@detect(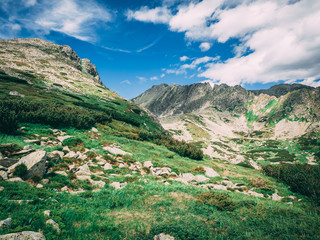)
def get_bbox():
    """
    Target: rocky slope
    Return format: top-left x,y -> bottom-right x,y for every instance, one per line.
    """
132,83 -> 320,166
